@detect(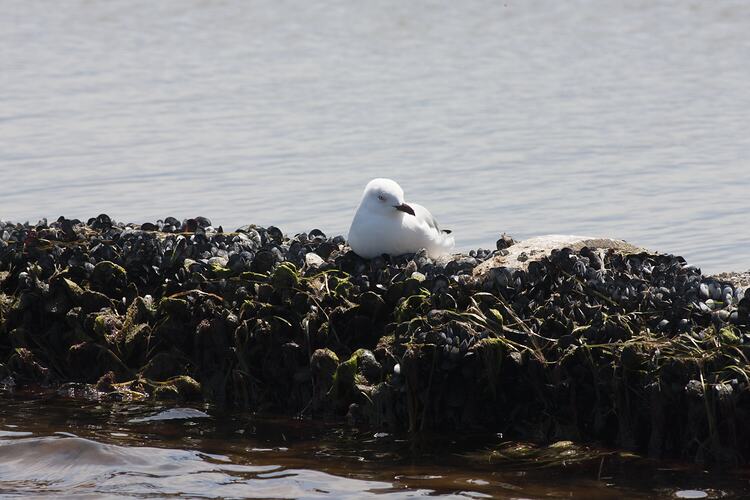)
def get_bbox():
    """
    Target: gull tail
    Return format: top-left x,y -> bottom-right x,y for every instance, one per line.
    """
435,230 -> 455,256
